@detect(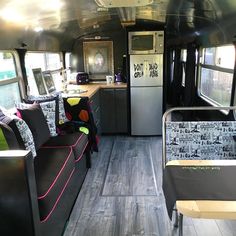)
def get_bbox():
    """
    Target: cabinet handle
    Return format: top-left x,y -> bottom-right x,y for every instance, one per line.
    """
115,89 -> 126,91
95,106 -> 100,113
103,89 -> 114,91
